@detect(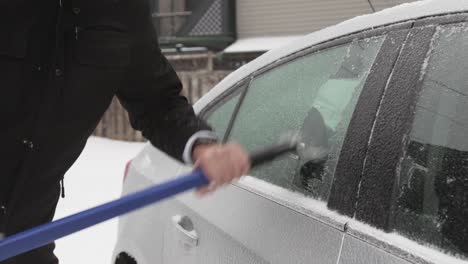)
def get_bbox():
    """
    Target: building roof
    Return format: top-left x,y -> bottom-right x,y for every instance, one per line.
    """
223,36 -> 302,53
